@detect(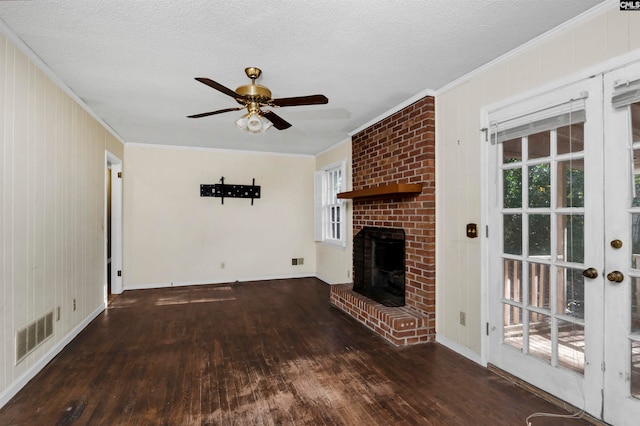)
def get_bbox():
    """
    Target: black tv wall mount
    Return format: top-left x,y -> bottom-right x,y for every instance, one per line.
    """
200,177 -> 260,205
